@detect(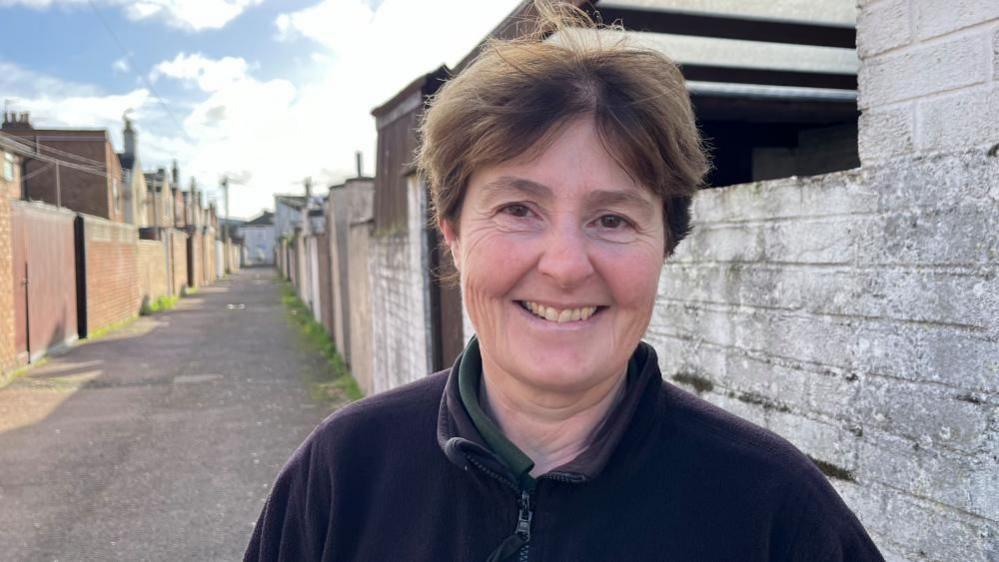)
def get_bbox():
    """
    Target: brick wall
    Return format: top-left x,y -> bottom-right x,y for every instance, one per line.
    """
348,219 -> 373,396
202,231 -> 216,285
0,157 -> 16,376
857,0 -> 999,162
83,215 -> 139,334
369,231 -> 431,393
651,3 -> 999,559
169,229 -> 187,295
189,231 -> 202,289
137,239 -> 168,307
651,150 -> 998,560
